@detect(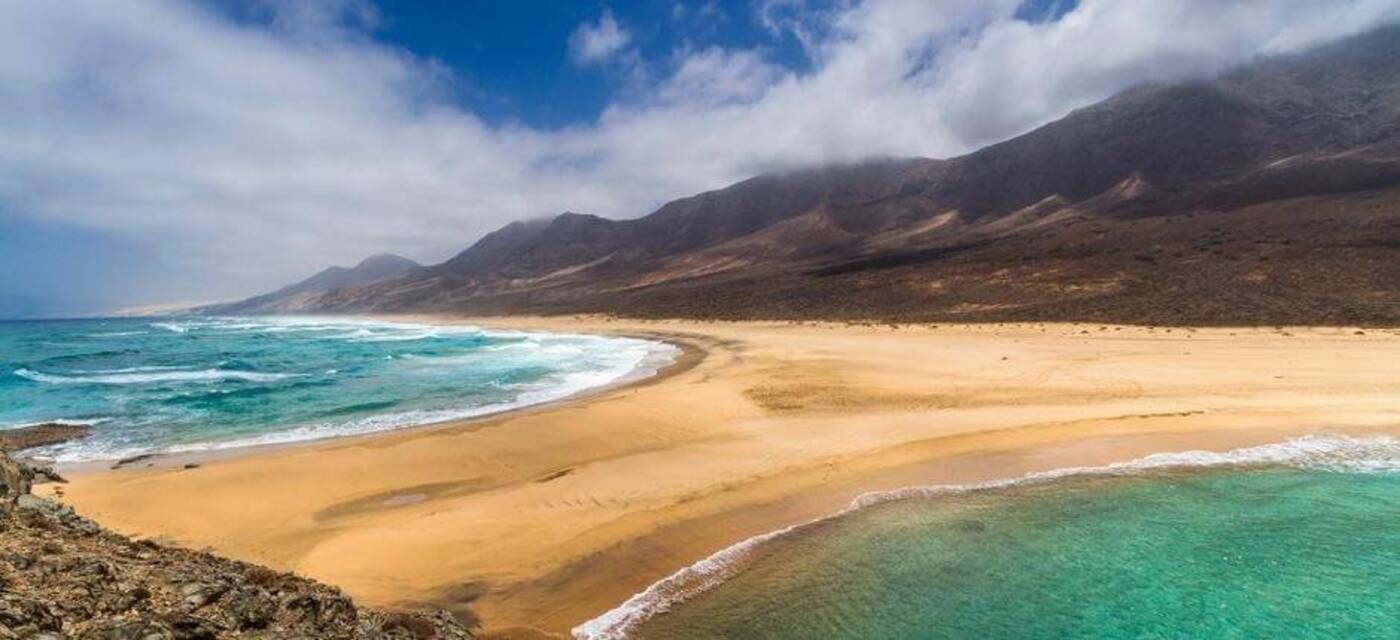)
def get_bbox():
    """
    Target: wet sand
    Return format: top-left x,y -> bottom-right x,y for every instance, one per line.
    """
49,318 -> 1400,638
